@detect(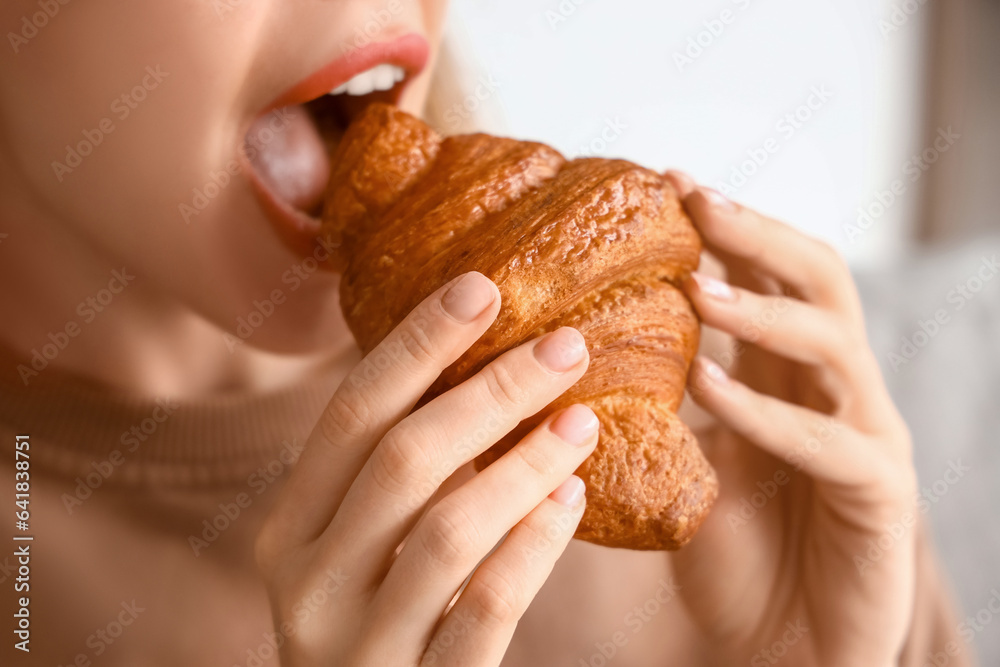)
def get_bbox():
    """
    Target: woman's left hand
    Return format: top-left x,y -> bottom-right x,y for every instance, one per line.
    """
663,172 -> 918,666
